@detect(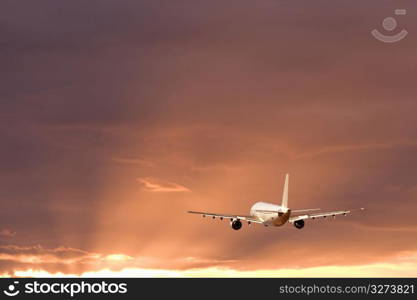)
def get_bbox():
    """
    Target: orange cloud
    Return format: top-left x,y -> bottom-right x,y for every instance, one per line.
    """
5,254 -> 417,278
0,229 -> 16,239
0,245 -> 99,264
137,177 -> 191,192
104,254 -> 134,261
